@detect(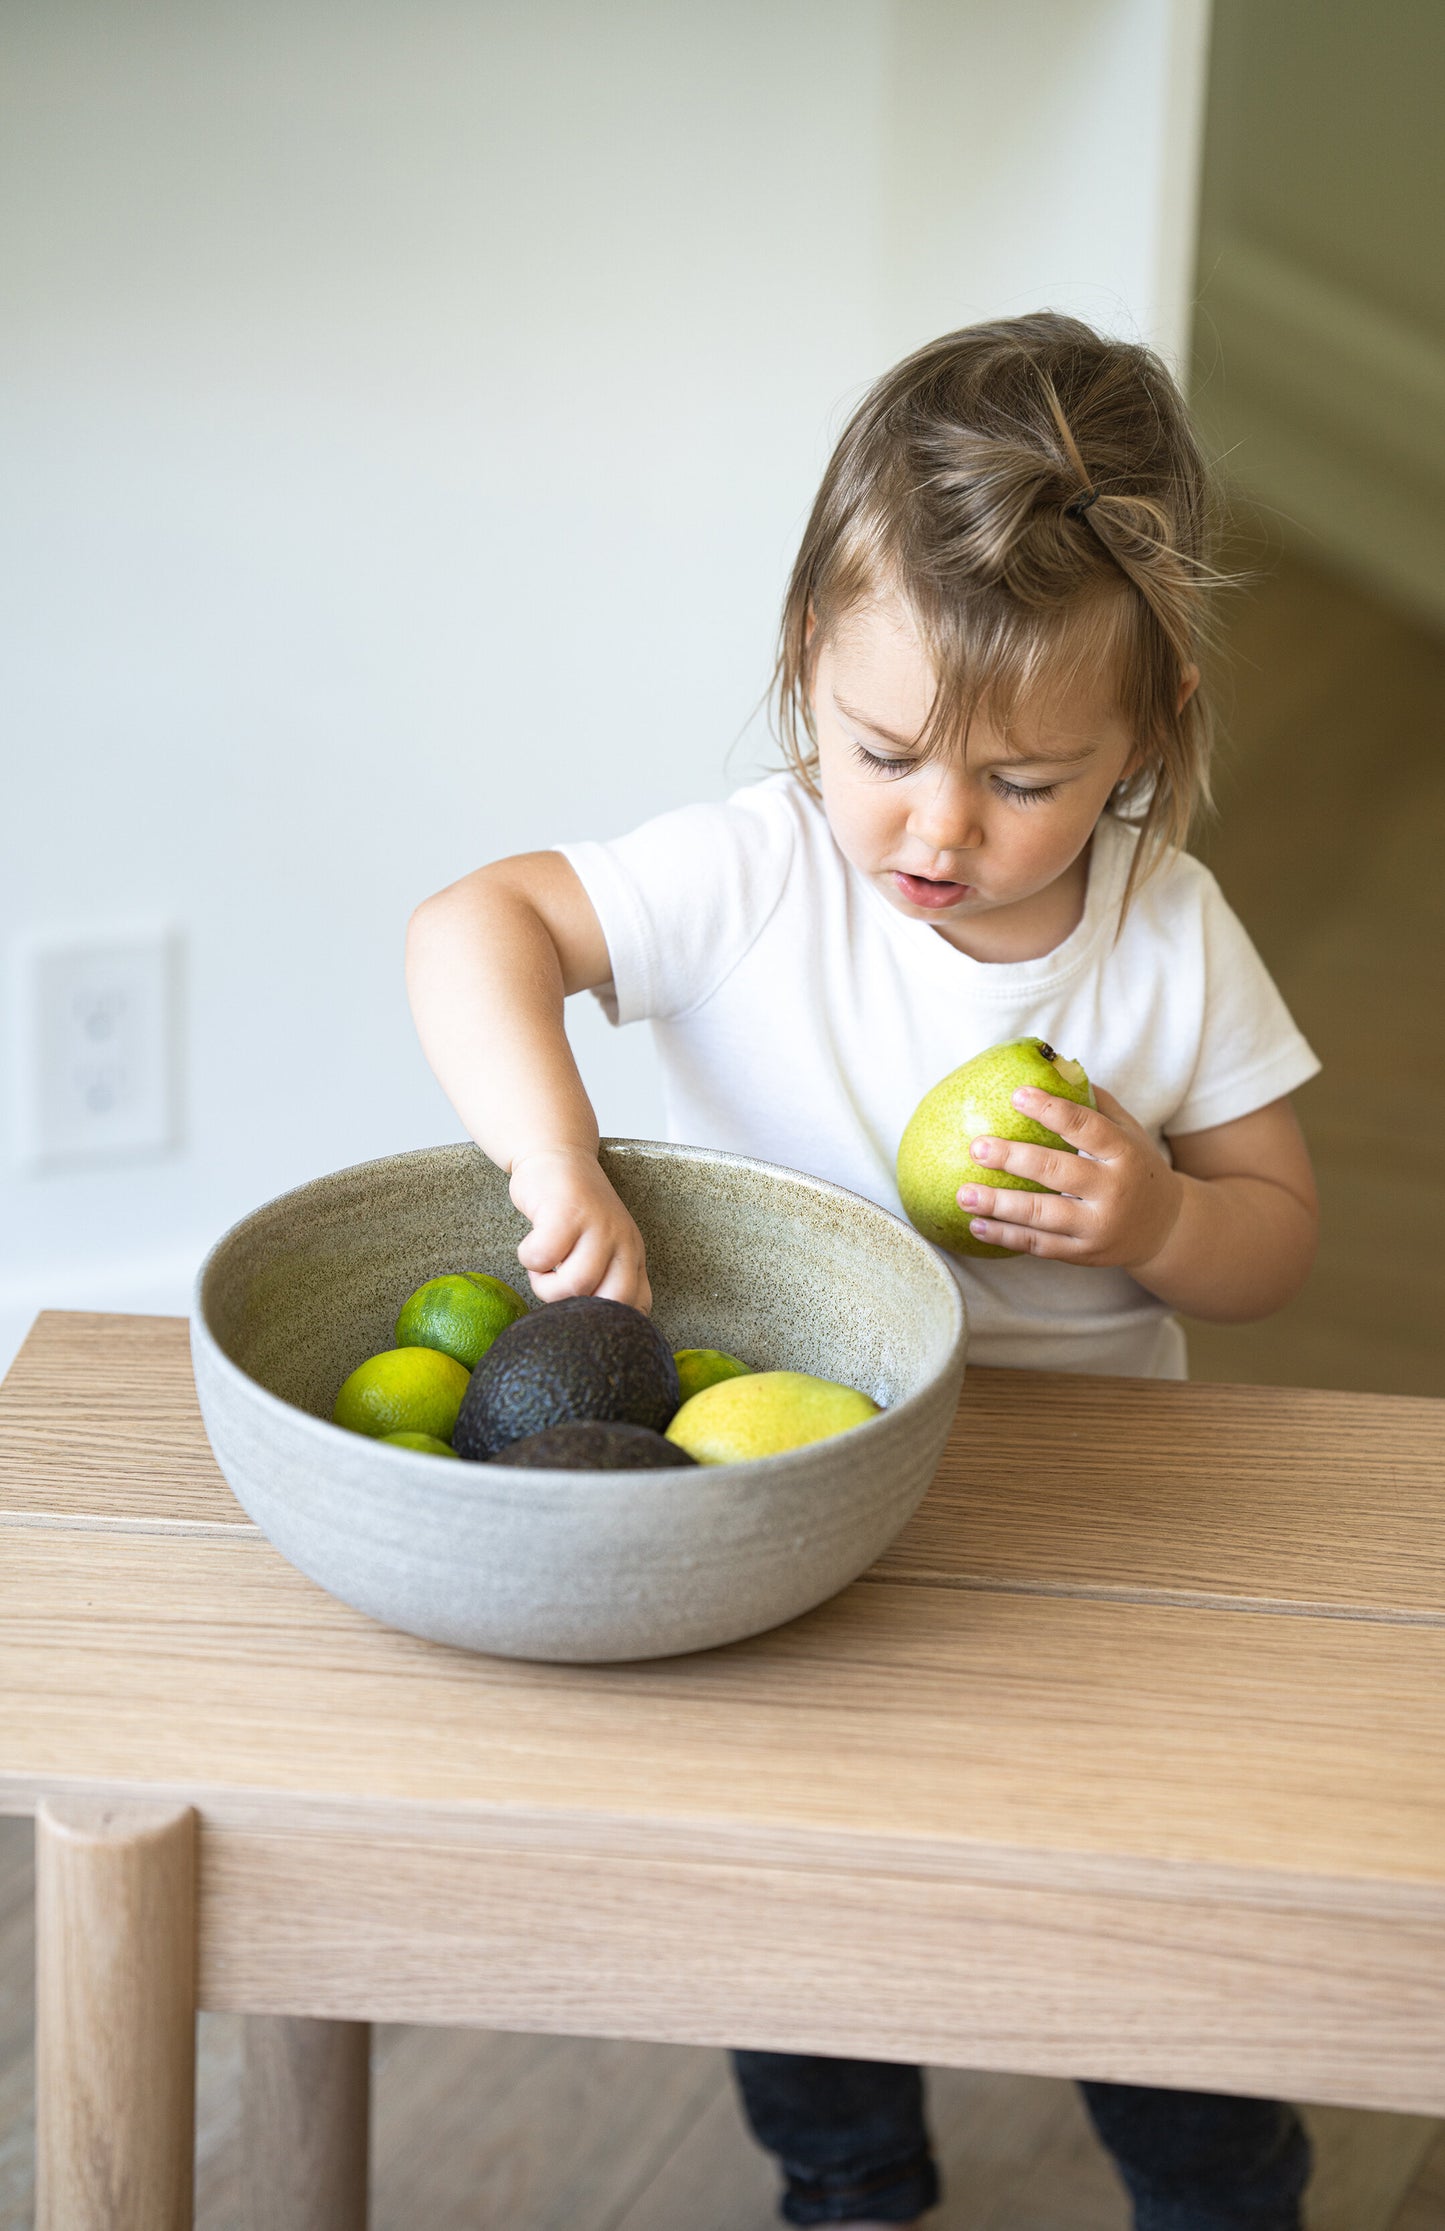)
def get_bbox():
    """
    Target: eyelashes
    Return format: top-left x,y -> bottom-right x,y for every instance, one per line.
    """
991,776 -> 1058,806
849,742 -> 1057,805
850,742 -> 914,778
